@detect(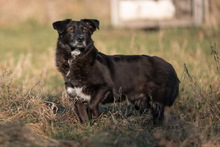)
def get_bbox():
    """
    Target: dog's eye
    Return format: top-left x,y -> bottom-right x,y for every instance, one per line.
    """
82,29 -> 87,33
68,28 -> 74,33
